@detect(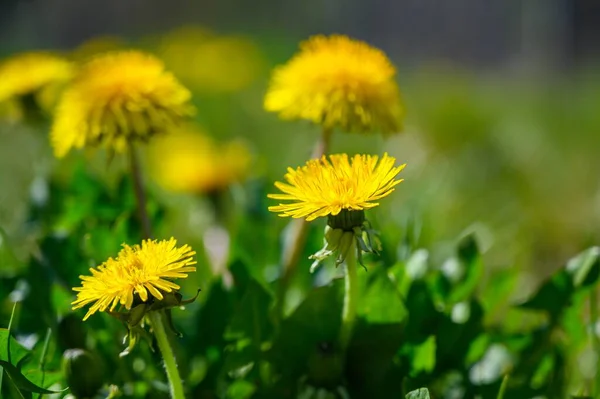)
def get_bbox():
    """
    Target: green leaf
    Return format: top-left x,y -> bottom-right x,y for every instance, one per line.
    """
518,270 -> 573,315
566,246 -> 600,289
411,336 -> 436,374
0,360 -> 62,394
358,268 -> 408,324
225,279 -> 272,344
406,387 -> 430,399
226,379 -> 256,399
269,280 -> 343,380
0,329 -> 30,365
448,234 -> 482,303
